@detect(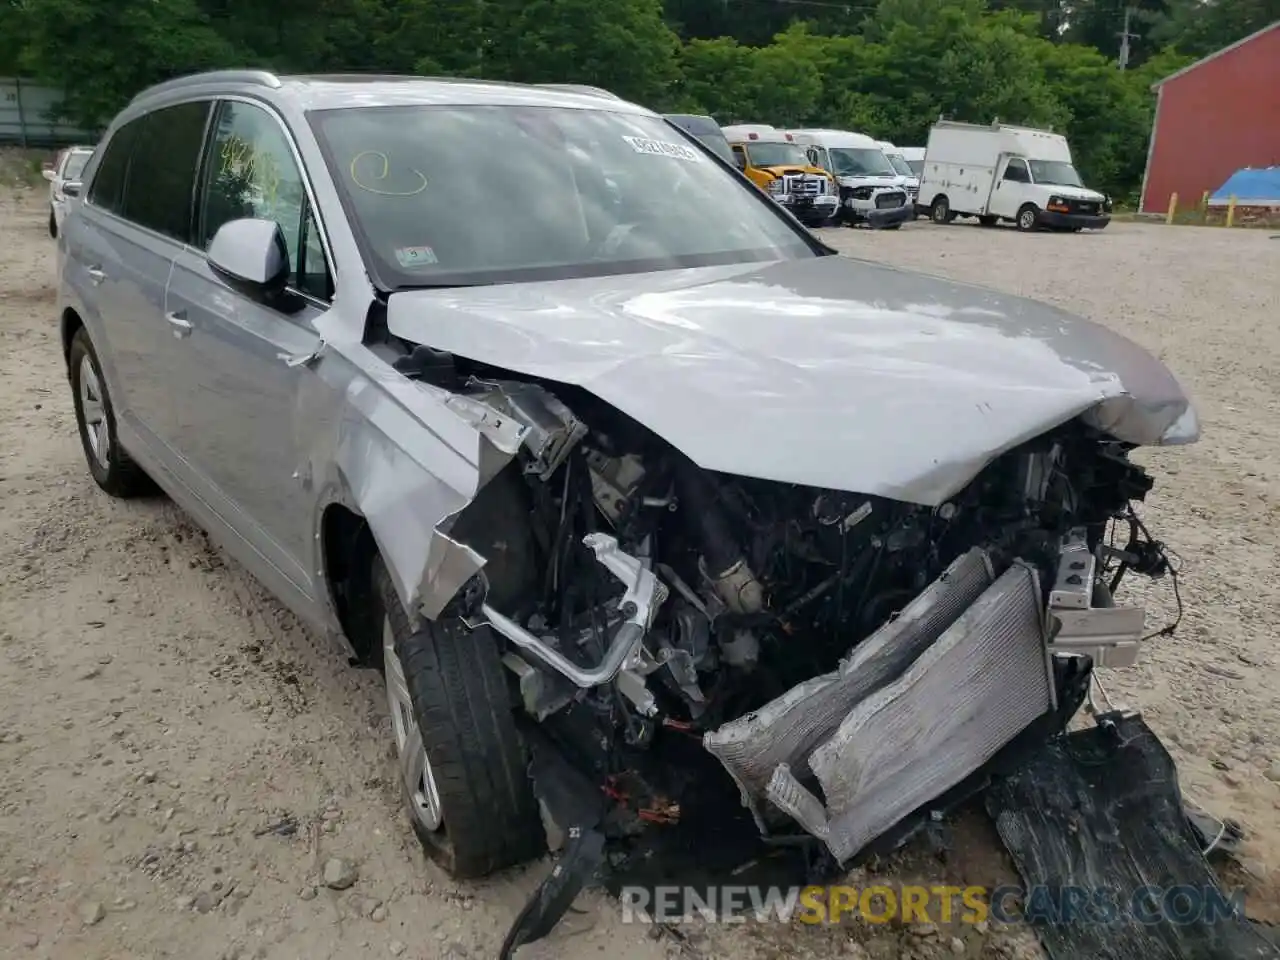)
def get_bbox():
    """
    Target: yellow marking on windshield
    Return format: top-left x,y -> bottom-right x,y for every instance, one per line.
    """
349,151 -> 429,196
